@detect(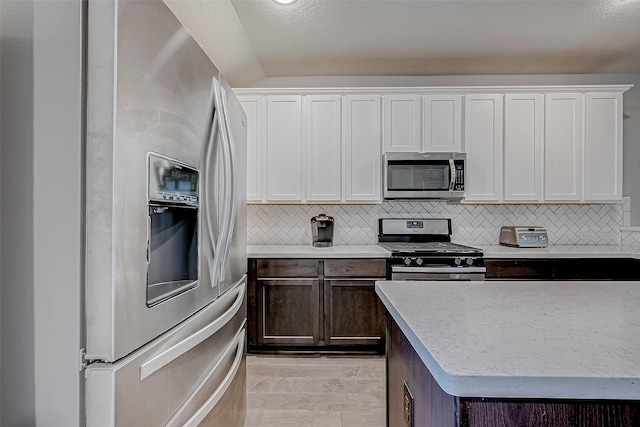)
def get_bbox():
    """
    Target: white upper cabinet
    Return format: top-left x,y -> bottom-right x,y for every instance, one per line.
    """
304,95 -> 342,202
235,85 -> 629,205
584,92 -> 623,201
544,93 -> 584,202
464,94 -> 504,202
239,96 -> 266,203
383,95 -> 421,152
343,95 -> 382,203
503,94 -> 544,202
423,95 -> 463,152
266,95 -> 303,202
